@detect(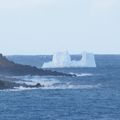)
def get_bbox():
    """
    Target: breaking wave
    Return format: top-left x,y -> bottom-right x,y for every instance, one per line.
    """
1,83 -> 101,91
70,73 -> 93,77
42,83 -> 101,90
1,75 -> 102,91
